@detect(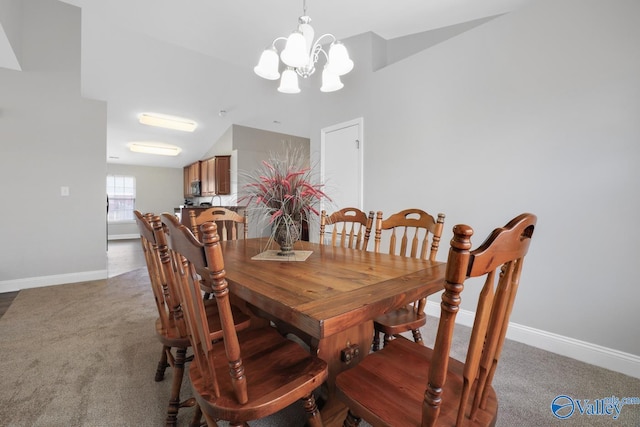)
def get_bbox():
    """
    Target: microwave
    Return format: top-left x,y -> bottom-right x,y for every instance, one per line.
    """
190,180 -> 201,196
